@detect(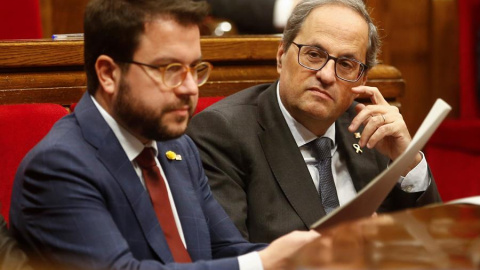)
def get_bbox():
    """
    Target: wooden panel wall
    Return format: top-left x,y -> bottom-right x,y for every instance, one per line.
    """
366,0 -> 459,133
40,0 -> 89,38
38,0 -> 461,133
430,0 -> 460,118
0,38 -> 404,107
